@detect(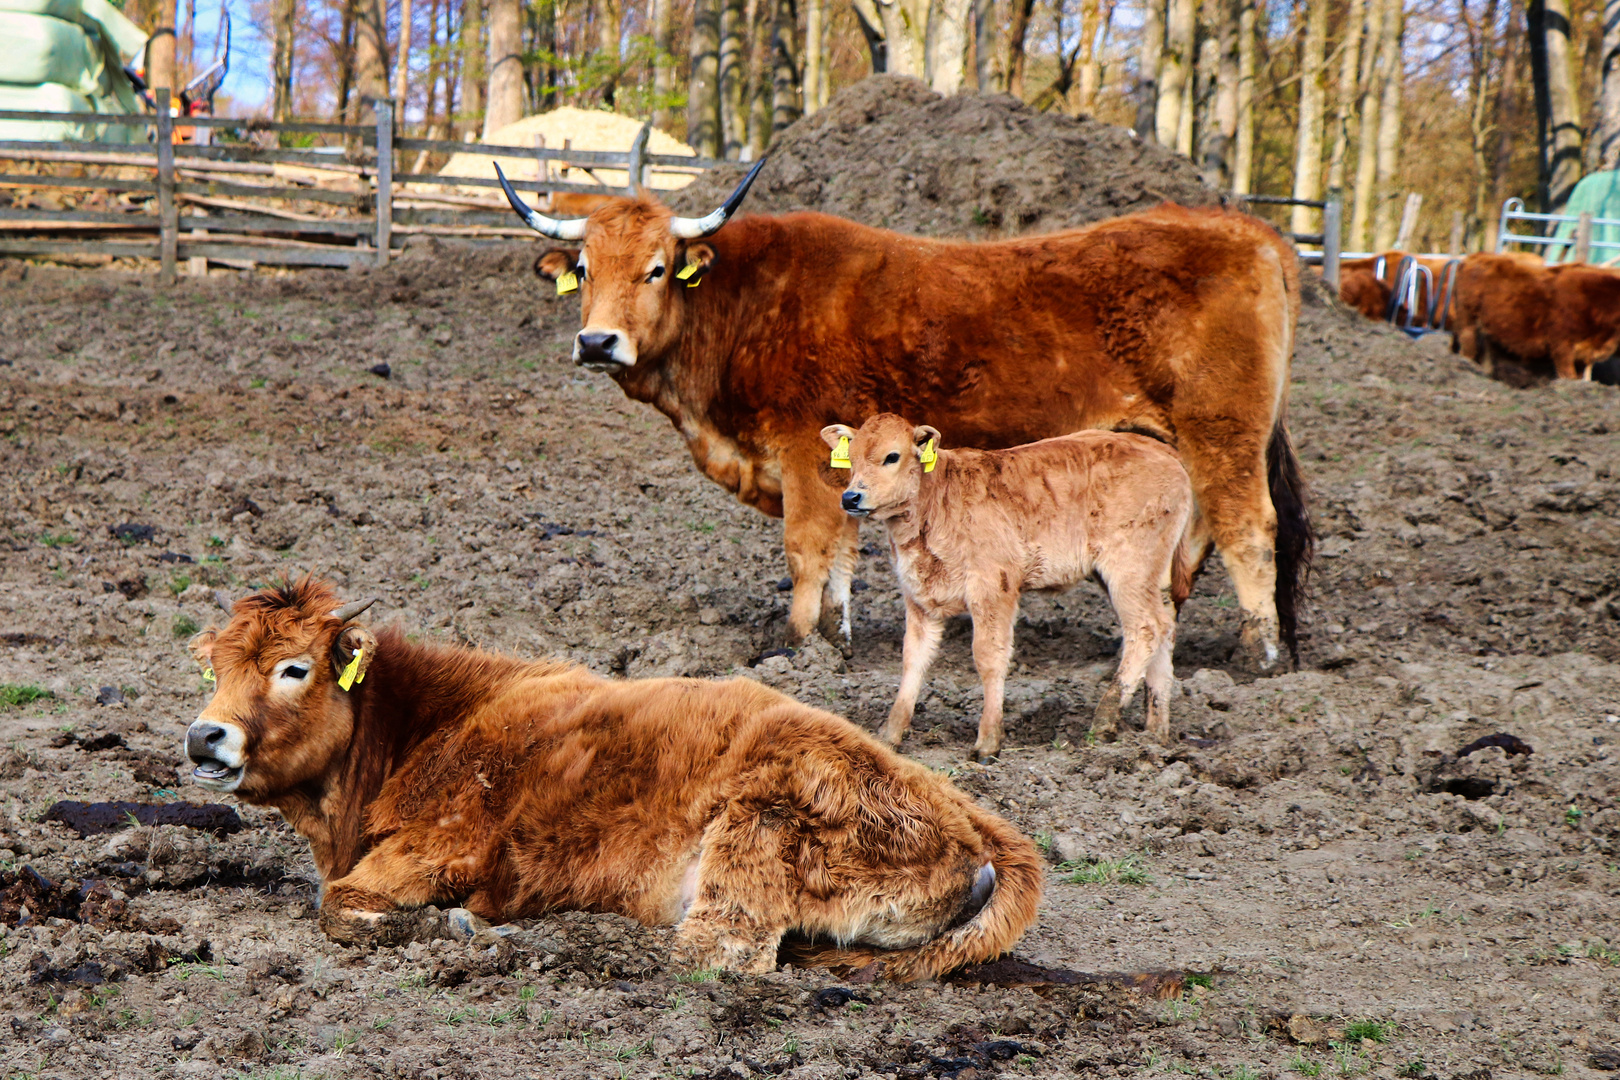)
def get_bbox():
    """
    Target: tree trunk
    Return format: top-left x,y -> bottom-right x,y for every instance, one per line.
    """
1490,0 -> 1523,205
1290,0 -> 1328,236
973,0 -> 996,90
925,0 -> 974,93
1203,0 -> 1238,187
1349,0 -> 1386,249
394,0 -> 414,109
721,0 -> 748,155
804,0 -> 825,113
350,0 -> 389,120
1466,0 -> 1501,249
1076,0 -> 1108,114
596,0 -> 622,108
1232,0 -> 1254,191
690,0 -> 722,154
1536,0 -> 1584,212
484,0 -> 522,137
652,0 -> 675,126
271,0 -> 296,121
1157,0 -> 1193,147
747,0 -> 772,152
1596,0 -> 1620,169
336,0 -> 356,120
1326,0 -> 1364,192
1371,0 -> 1404,250
772,0 -> 801,135
458,0 -> 484,137
852,0 -> 889,73
1135,0 -> 1165,140
1006,0 -> 1036,97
